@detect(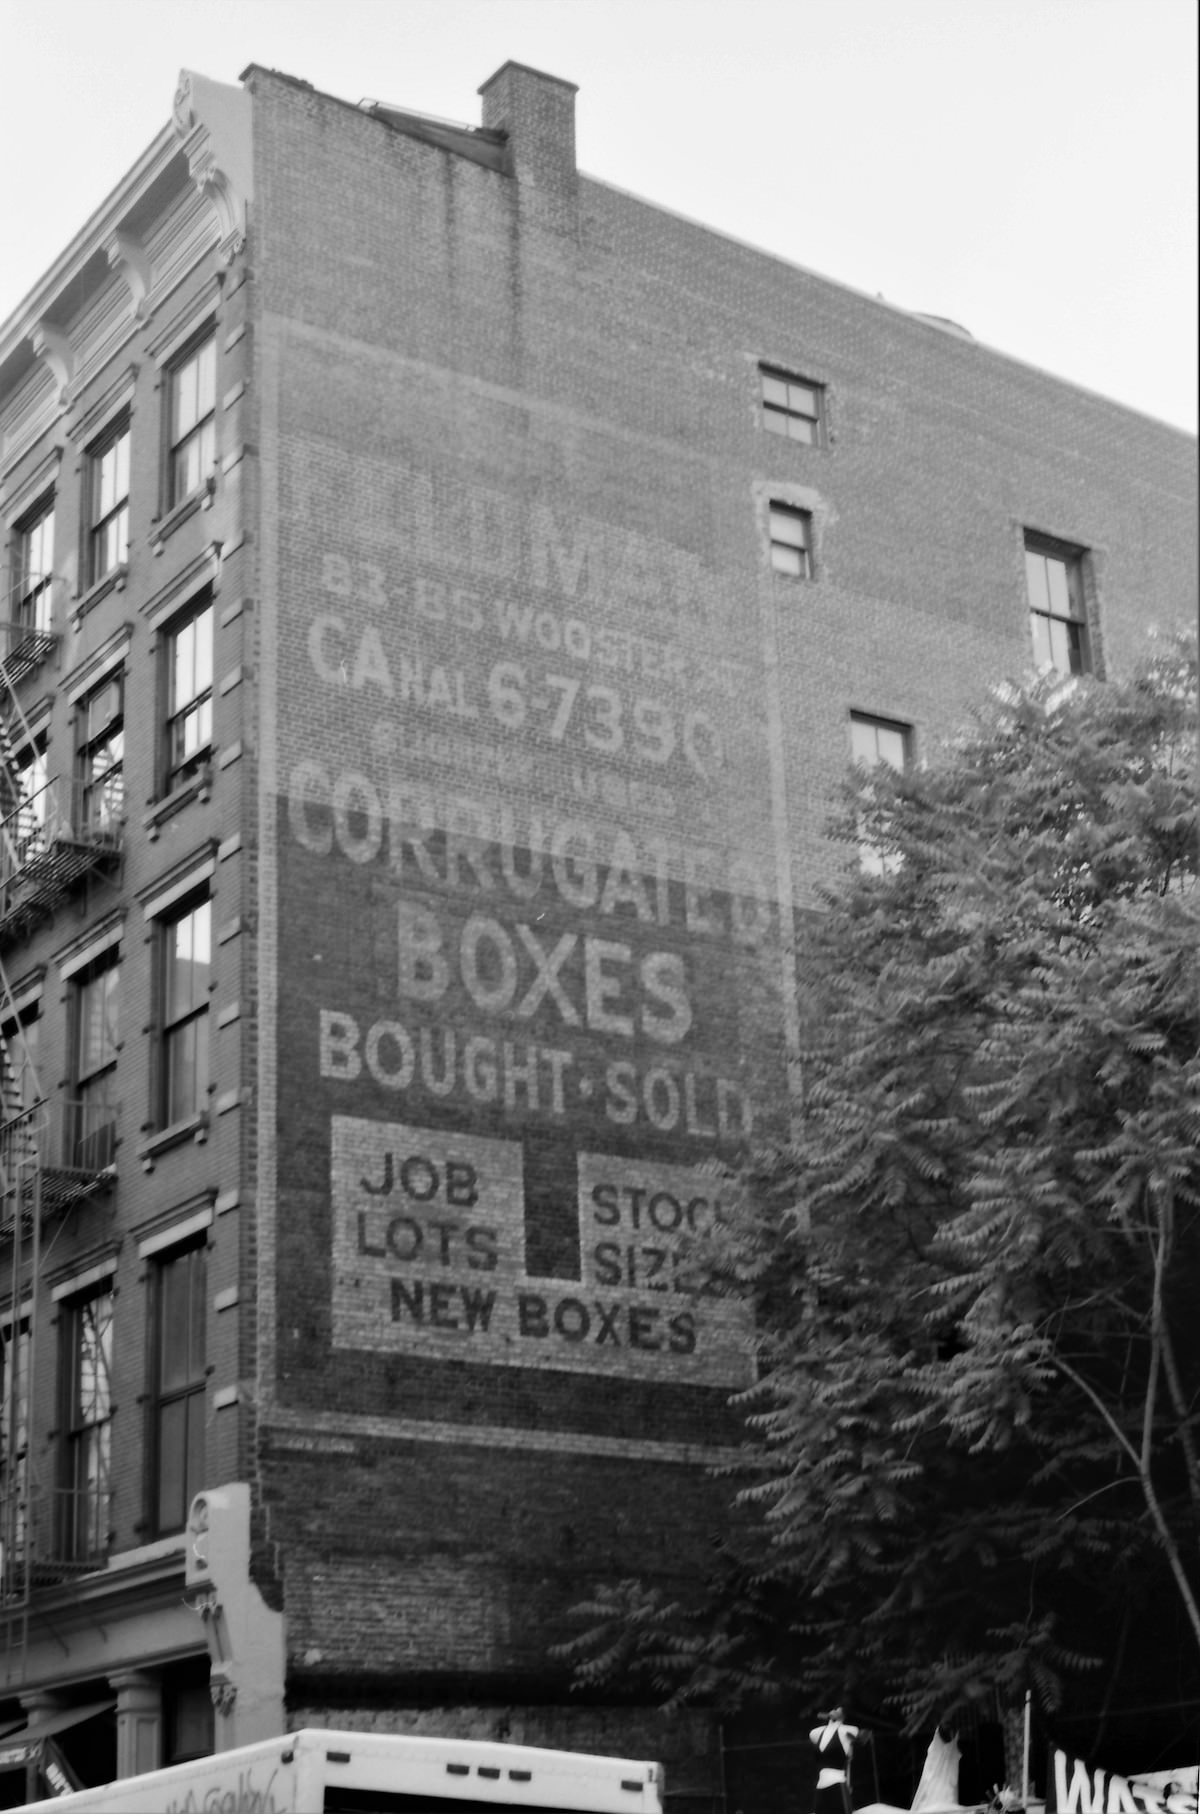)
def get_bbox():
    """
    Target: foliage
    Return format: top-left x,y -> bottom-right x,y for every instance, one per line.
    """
560,637 -> 1200,1739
